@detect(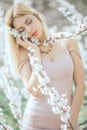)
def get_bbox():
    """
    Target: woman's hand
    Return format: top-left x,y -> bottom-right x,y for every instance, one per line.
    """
16,36 -> 38,49
28,85 -> 43,98
16,36 -> 41,60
